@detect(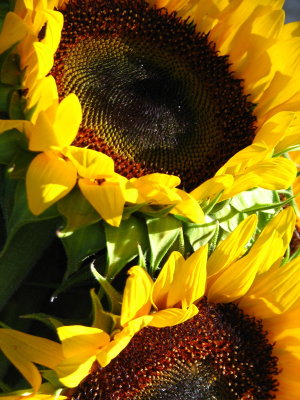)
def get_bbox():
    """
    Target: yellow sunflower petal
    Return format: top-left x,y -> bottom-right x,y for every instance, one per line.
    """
170,189 -> 204,223
55,352 -> 96,388
207,231 -> 277,304
254,206 -> 296,274
133,173 -> 181,188
0,120 -> 29,135
0,329 -> 64,392
56,325 -> 110,358
66,146 -> 114,179
40,9 -> 64,52
33,42 -> 55,80
121,266 -> 153,327
0,344 -> 41,393
207,208 -> 295,303
27,76 -> 58,123
207,214 -> 258,279
167,246 -> 208,308
262,306 -> 300,399
96,330 -> 133,368
190,174 -> 234,202
26,152 -> 77,215
78,178 -> 125,227
253,111 -> 296,149
53,94 -> 82,147
238,257 -> 300,319
28,111 -> 58,152
130,180 -> 182,205
0,12 -> 28,54
149,305 -> 199,328
151,251 -> 184,310
216,143 -> 270,176
221,157 -> 297,199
